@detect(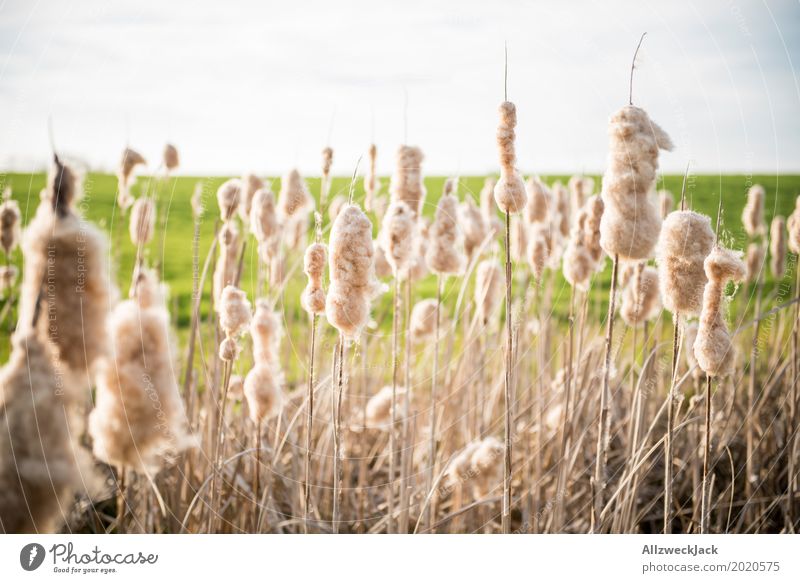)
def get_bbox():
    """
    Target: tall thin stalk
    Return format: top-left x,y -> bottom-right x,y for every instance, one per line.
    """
502,210 -> 513,534
664,314 -> 680,533
701,374 -> 713,533
332,336 -> 346,533
788,265 -> 800,531
425,274 -> 443,530
388,276 -> 401,533
304,313 -> 318,533
593,253 -> 619,532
